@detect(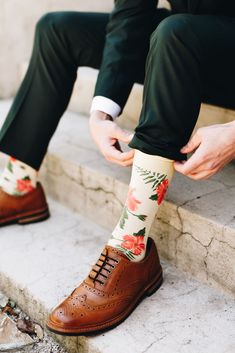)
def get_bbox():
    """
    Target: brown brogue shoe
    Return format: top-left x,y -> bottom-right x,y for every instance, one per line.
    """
47,238 -> 163,335
0,182 -> 50,226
